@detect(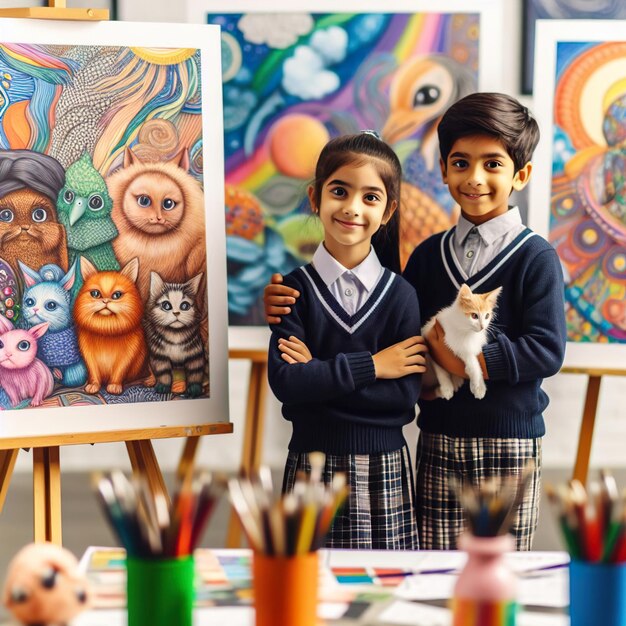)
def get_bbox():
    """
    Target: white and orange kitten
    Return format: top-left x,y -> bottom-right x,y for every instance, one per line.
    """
422,284 -> 502,400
